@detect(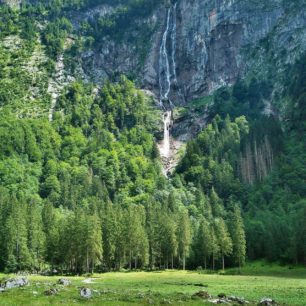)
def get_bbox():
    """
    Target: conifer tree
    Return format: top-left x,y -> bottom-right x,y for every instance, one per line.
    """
211,226 -> 220,271
215,218 -> 232,270
124,205 -> 148,269
230,204 -> 246,268
42,202 -> 62,268
5,199 -> 31,271
177,210 -> 191,270
196,217 -> 212,270
102,201 -> 117,270
160,214 -> 177,269
27,199 -> 46,271
83,213 -> 103,273
210,188 -> 224,217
